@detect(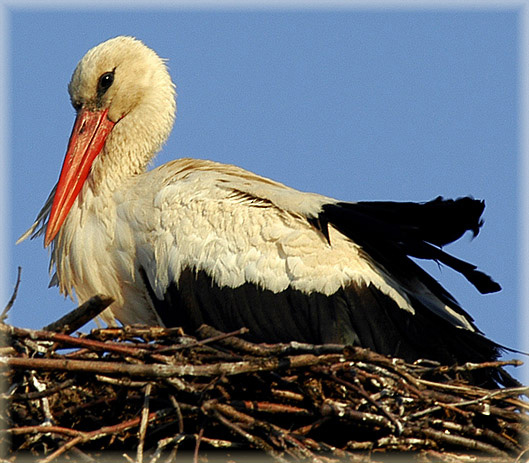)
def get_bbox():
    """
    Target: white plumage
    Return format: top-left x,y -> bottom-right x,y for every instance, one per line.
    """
20,37 -> 510,384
